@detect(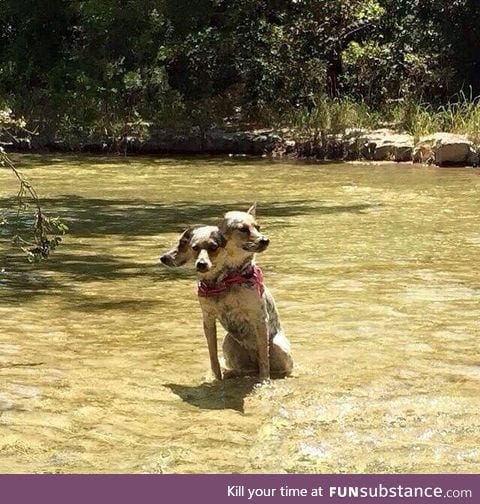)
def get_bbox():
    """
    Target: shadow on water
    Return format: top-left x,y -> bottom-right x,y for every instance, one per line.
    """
166,379 -> 257,413
1,196 -> 379,238
0,251 -> 189,305
0,197 -> 378,304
